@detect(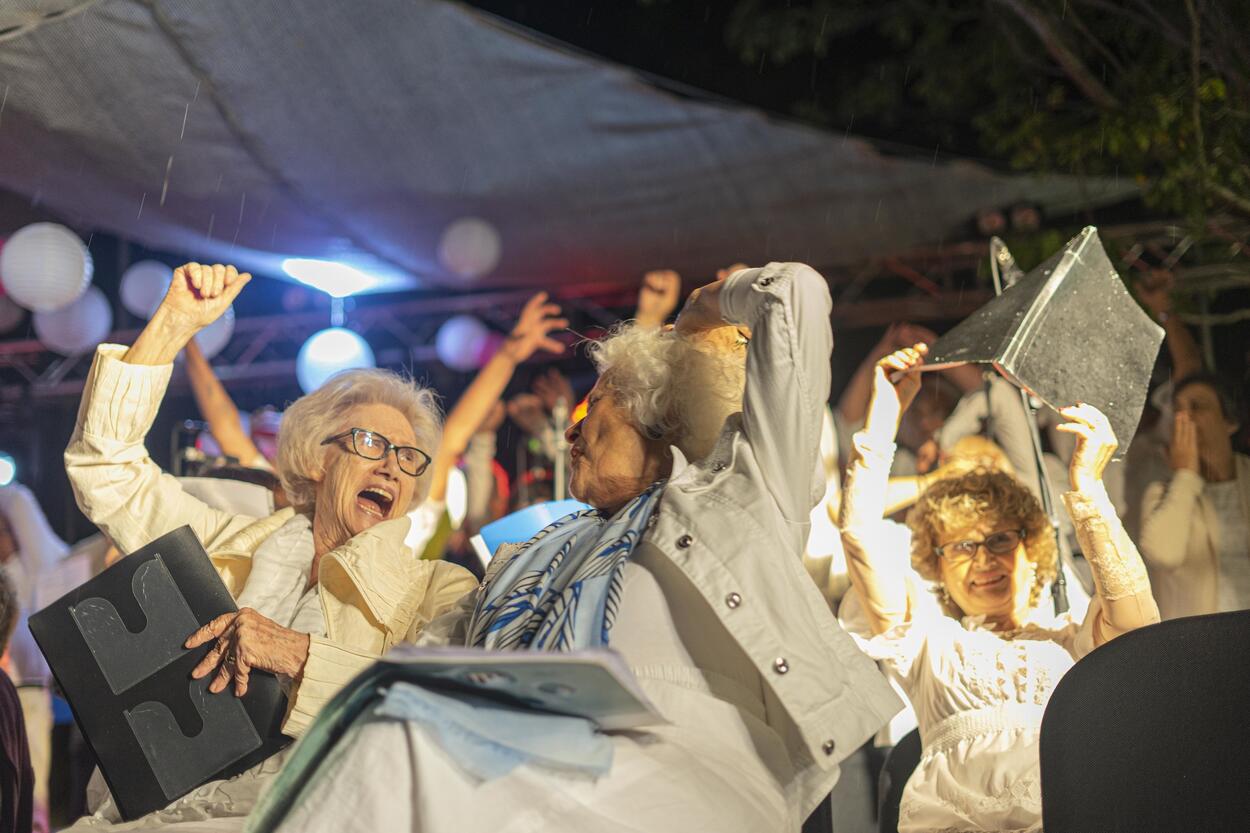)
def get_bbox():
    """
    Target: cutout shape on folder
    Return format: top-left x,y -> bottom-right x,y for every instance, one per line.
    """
29,526 -> 290,820
922,227 -> 1164,456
